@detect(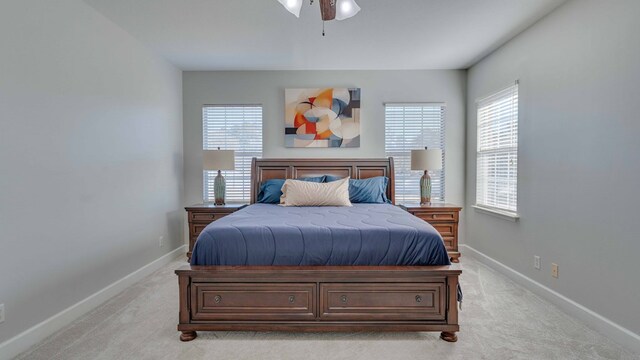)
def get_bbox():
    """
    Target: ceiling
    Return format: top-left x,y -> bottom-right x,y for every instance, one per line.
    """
85,0 -> 567,71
